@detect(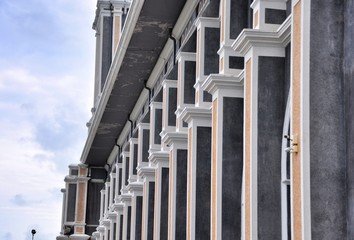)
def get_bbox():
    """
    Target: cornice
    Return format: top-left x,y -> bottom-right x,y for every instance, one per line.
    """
180,107 -> 212,124
112,202 -> 124,213
195,17 -> 220,28
232,15 -> 291,55
161,130 -> 188,147
107,211 -> 117,220
119,193 -> 132,203
137,166 -> 155,178
202,72 -> 244,95
149,151 -> 169,165
127,181 -> 143,193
